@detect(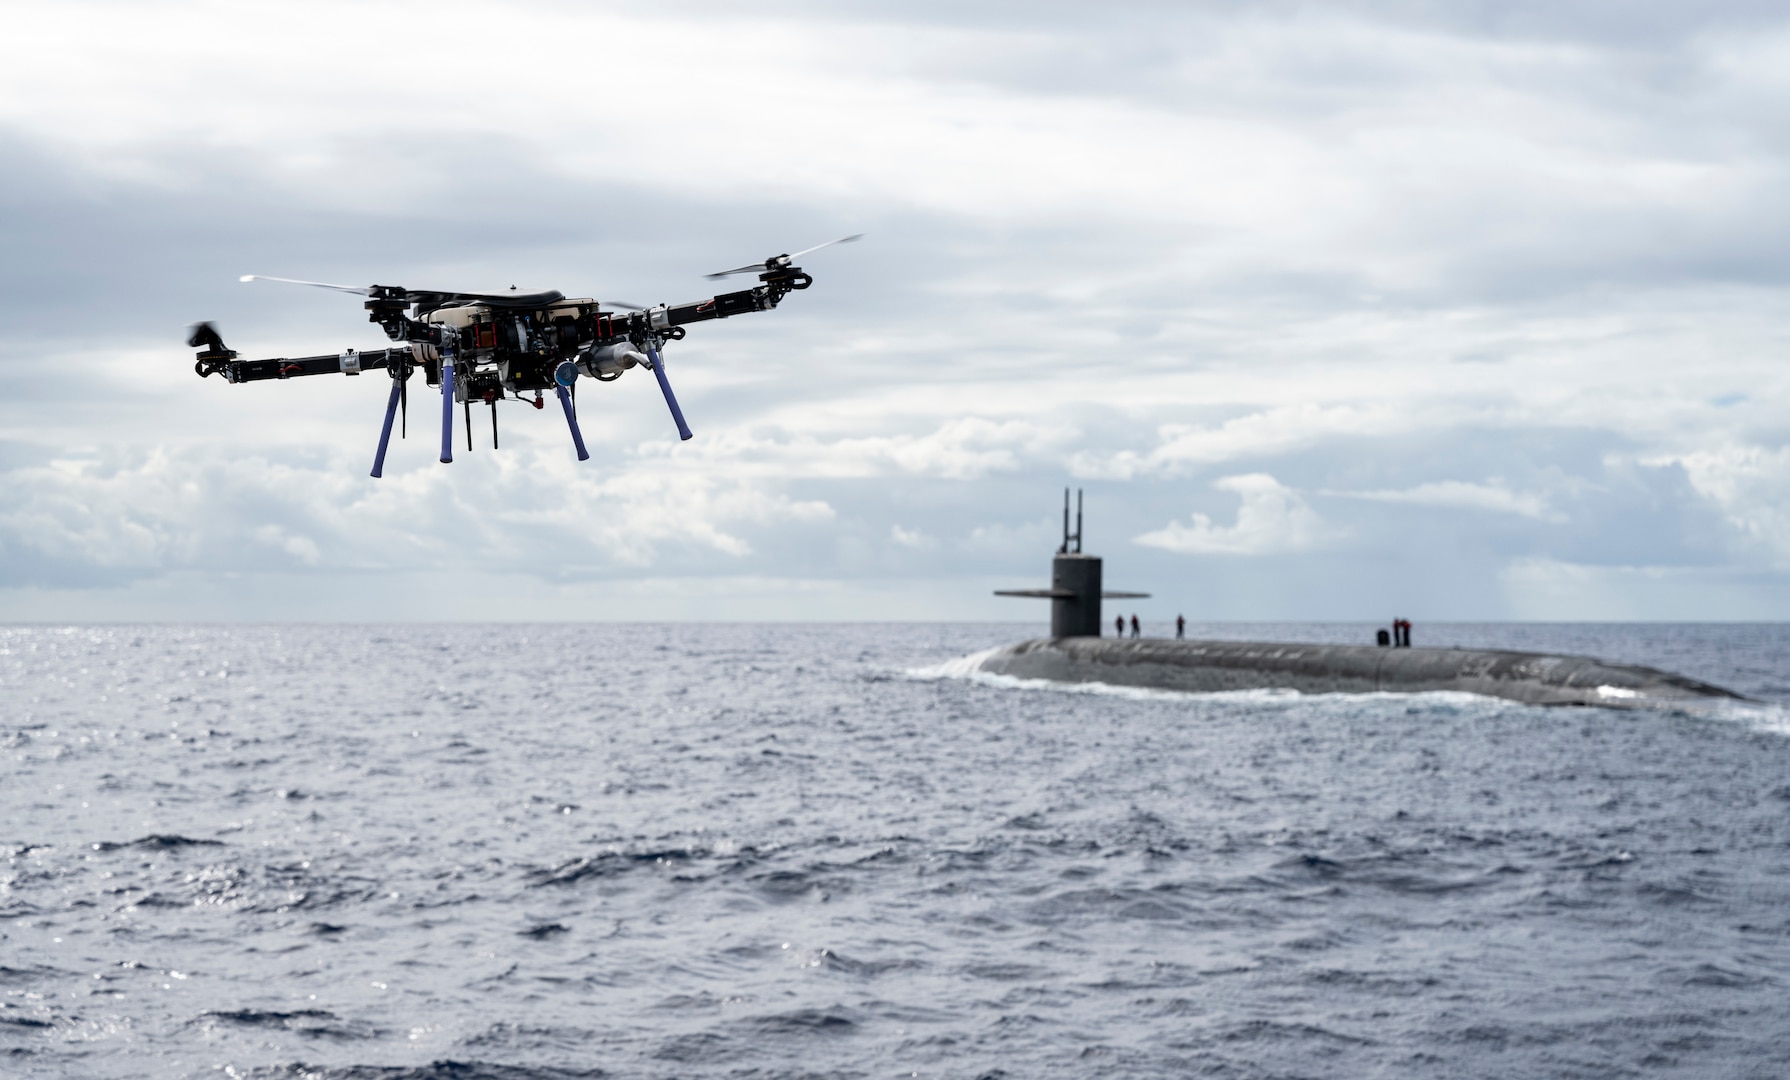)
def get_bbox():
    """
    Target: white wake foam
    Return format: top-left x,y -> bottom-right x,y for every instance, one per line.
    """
904,650 -> 1491,708
905,645 -> 1008,681
1695,698 -> 1790,738
907,649 -> 1790,731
